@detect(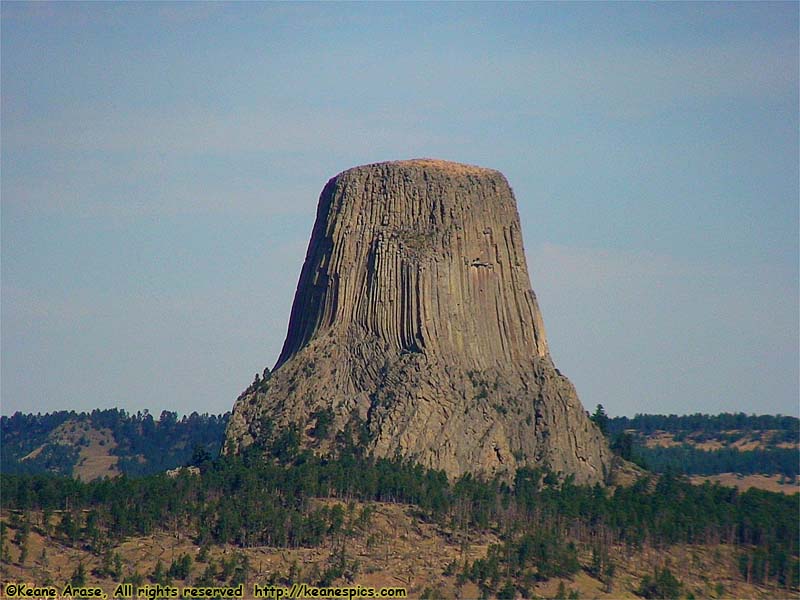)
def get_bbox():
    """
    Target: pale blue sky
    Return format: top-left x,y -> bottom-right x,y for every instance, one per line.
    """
2,2 -> 797,417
